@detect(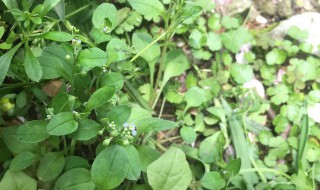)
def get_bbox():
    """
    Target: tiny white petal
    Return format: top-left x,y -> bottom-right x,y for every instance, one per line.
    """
243,79 -> 265,98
